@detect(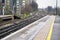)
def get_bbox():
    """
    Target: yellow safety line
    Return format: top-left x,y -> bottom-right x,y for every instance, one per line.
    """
46,16 -> 55,40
